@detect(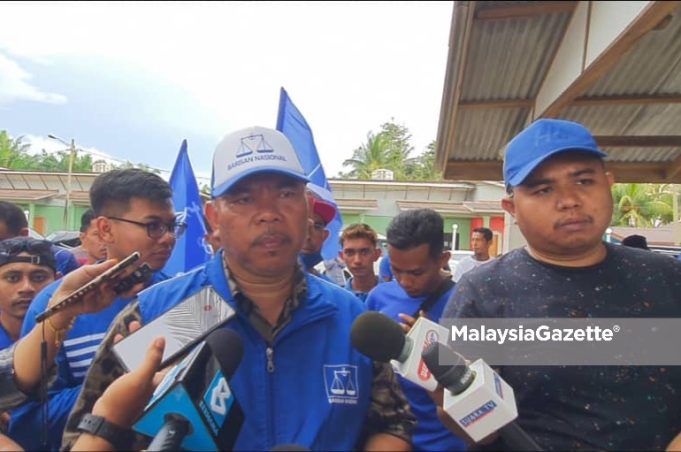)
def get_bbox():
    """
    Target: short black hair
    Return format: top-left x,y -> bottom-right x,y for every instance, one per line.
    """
472,227 -> 493,242
80,209 -> 96,232
90,169 -> 172,216
386,209 -> 444,259
0,201 -> 28,235
621,234 -> 649,250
